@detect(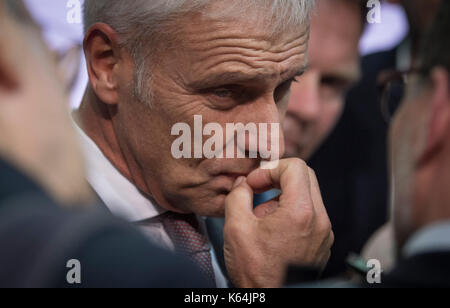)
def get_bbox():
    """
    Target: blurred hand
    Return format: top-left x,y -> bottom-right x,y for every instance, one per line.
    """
0,3 -> 92,205
224,158 -> 334,288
